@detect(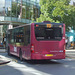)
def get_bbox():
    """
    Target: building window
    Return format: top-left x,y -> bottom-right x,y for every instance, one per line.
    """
5,0 -> 40,22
